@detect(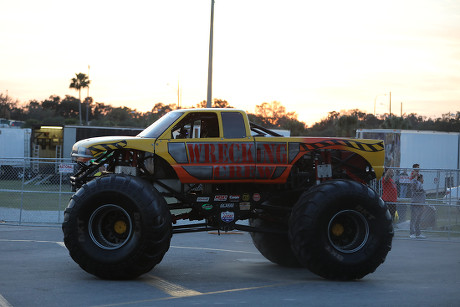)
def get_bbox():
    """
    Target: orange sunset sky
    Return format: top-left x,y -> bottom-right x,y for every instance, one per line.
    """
1,0 -> 459,125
